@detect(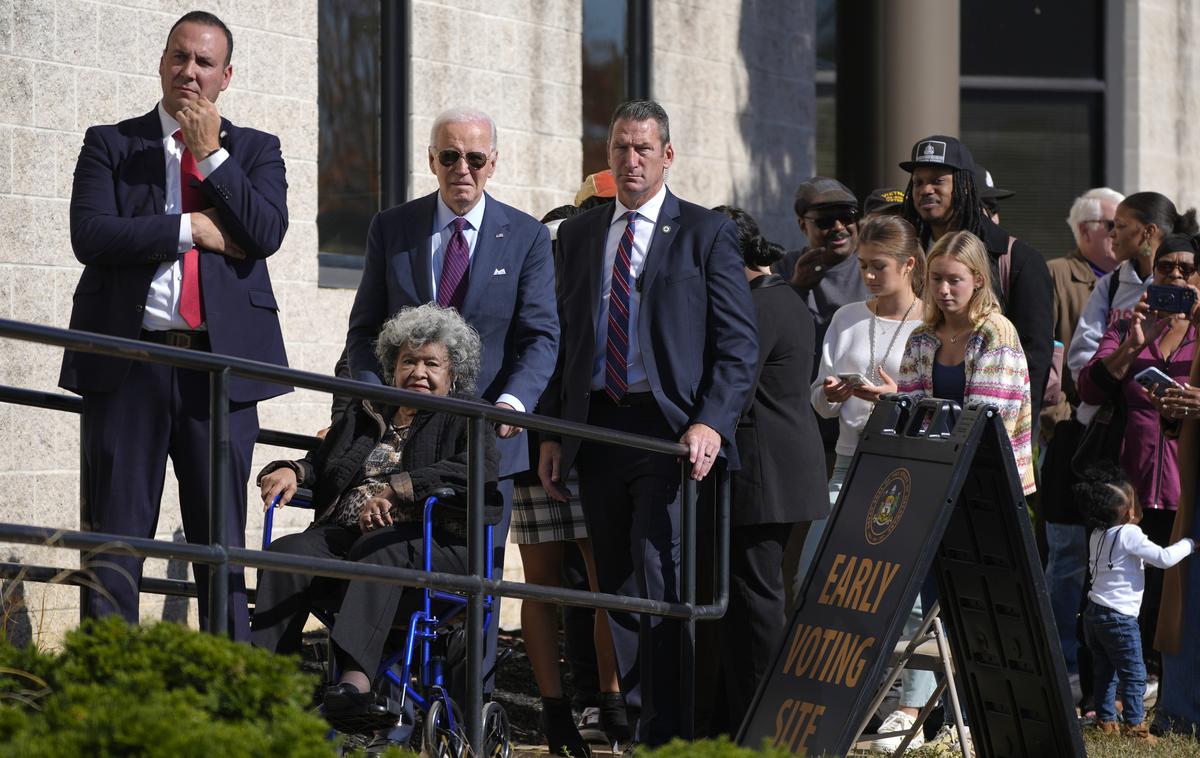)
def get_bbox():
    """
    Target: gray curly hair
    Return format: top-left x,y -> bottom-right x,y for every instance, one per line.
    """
374,304 -> 482,393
